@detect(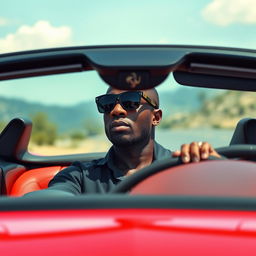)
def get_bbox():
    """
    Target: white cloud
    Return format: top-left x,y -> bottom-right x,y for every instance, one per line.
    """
202,0 -> 256,26
0,17 -> 8,26
0,20 -> 72,53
